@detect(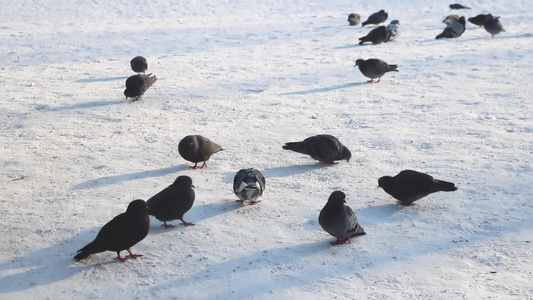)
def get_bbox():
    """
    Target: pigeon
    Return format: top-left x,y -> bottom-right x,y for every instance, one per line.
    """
361,10 -> 388,27
146,175 -> 196,227
354,58 -> 398,83
178,135 -> 223,169
468,14 -> 487,27
130,56 -> 148,73
124,73 -> 157,101
74,199 -> 150,262
435,16 -> 466,39
443,14 -> 461,24
233,168 -> 266,204
359,26 -> 390,45
319,191 -> 366,245
347,13 -> 361,26
449,3 -> 471,10
378,170 -> 458,205
386,20 -> 401,41
282,134 -> 351,164
484,14 -> 505,38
